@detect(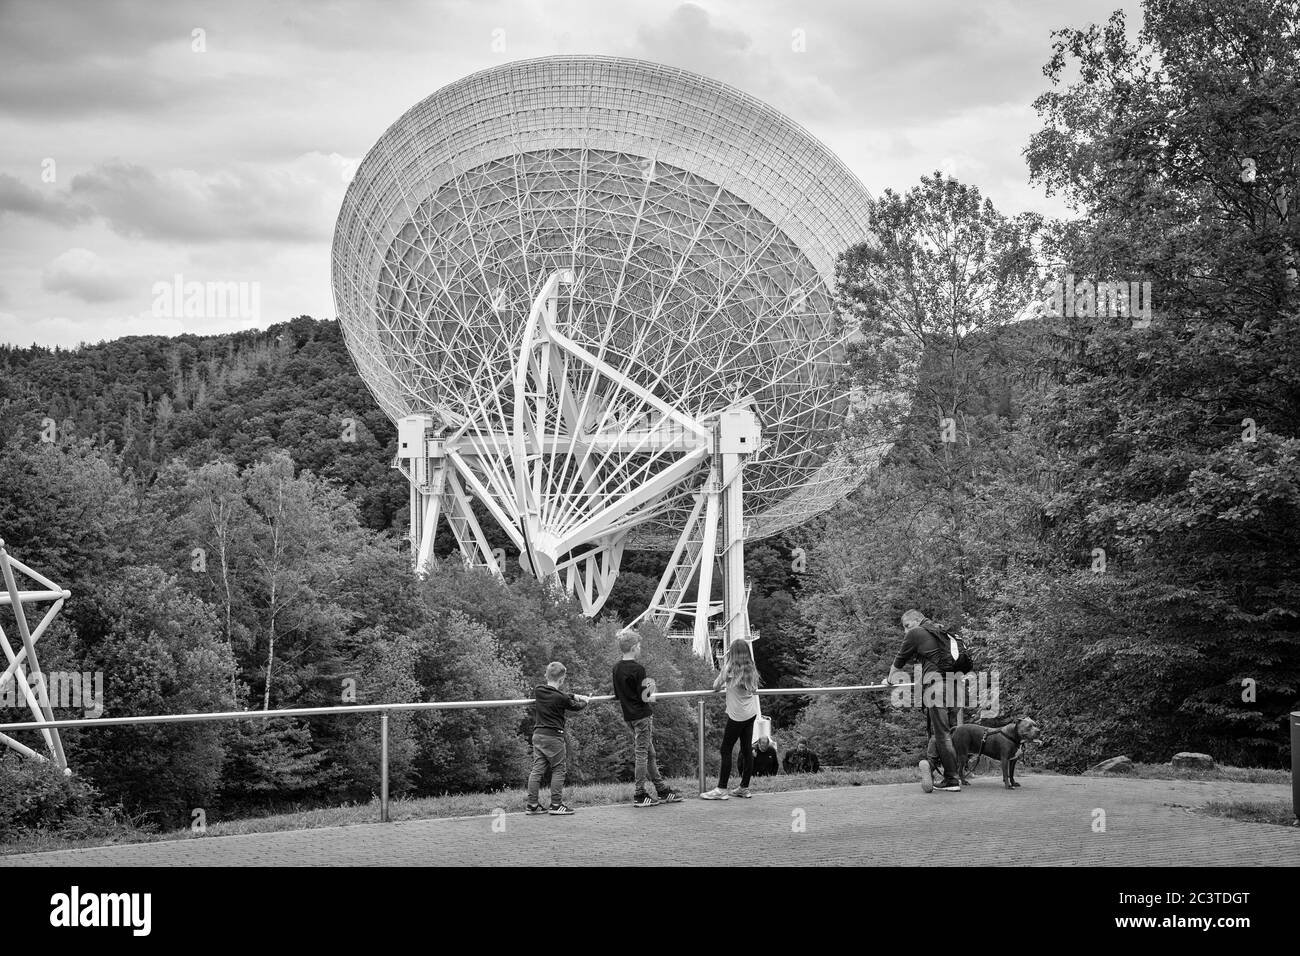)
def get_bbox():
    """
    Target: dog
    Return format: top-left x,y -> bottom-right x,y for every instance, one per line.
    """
949,718 -> 1042,789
